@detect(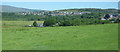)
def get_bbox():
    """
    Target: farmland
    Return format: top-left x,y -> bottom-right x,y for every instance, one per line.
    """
2,21 -> 118,50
